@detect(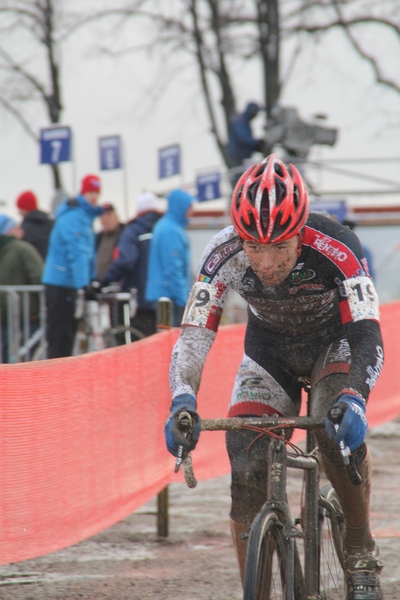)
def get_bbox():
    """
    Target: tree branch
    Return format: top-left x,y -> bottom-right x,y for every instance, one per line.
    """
0,47 -> 48,99
0,95 -> 37,140
188,0 -> 228,164
331,1 -> 400,94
